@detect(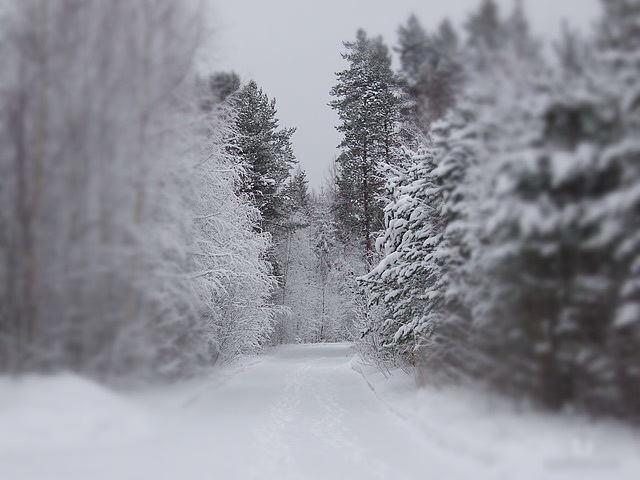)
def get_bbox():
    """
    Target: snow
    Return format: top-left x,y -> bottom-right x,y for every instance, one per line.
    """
615,303 -> 640,329
356,362 -> 640,480
1,344 -> 638,480
0,374 -> 152,452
